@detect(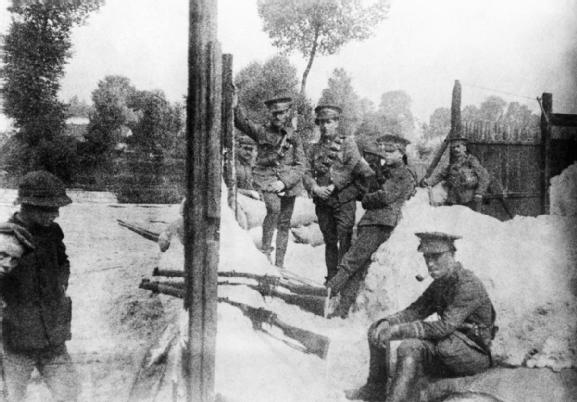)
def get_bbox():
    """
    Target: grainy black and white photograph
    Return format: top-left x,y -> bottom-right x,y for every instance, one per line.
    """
0,0 -> 576,401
